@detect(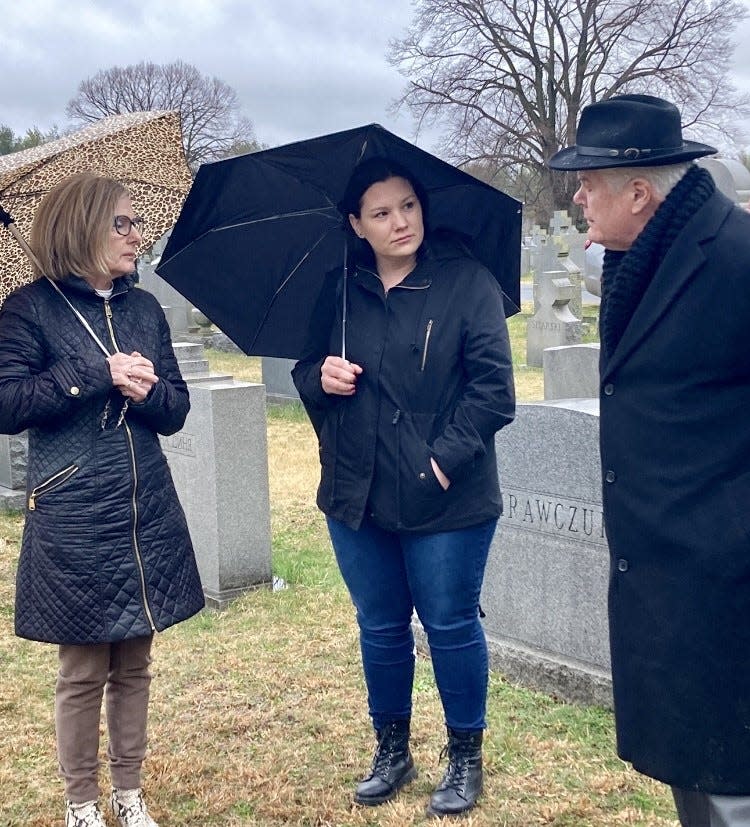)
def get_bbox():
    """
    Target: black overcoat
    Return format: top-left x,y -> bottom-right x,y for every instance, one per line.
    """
0,274 -> 205,645
292,242 -> 515,533
601,191 -> 750,792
